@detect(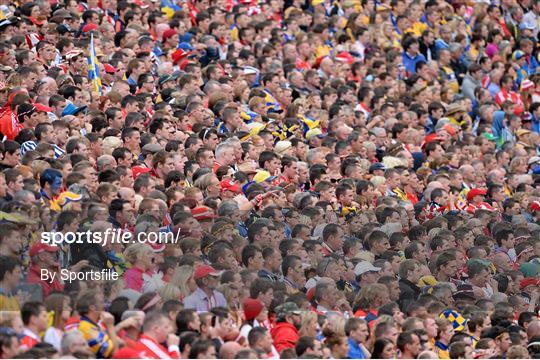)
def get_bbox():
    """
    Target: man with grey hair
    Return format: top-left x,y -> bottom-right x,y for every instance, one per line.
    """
96,155 -> 116,172
12,190 -> 37,205
60,330 -> 92,357
214,142 -> 236,170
